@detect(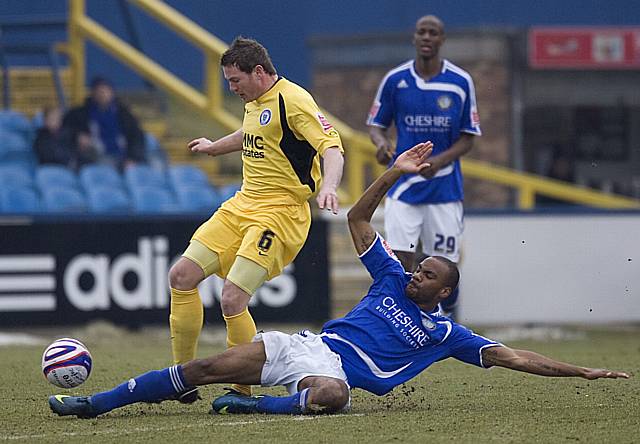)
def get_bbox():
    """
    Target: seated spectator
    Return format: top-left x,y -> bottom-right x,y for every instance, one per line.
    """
33,107 -> 98,169
63,76 -> 146,170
